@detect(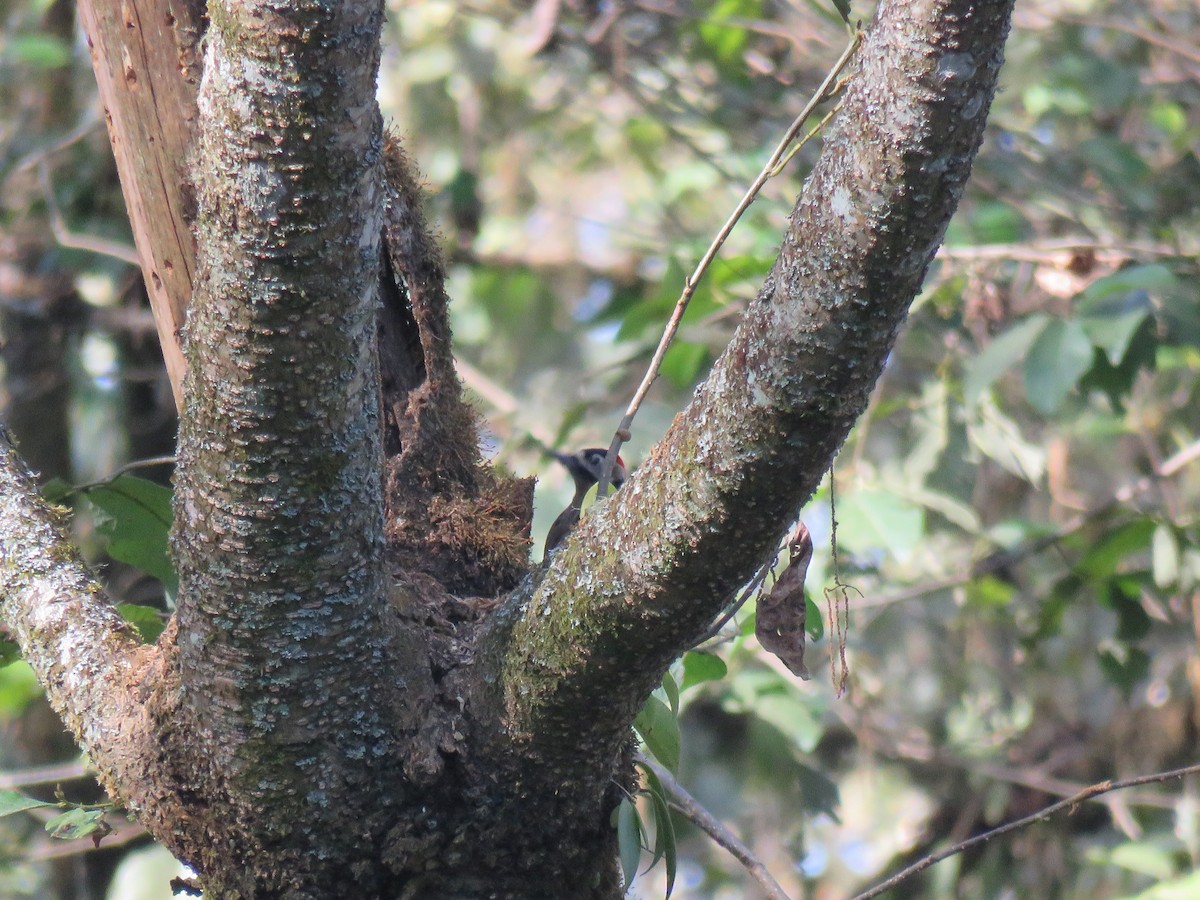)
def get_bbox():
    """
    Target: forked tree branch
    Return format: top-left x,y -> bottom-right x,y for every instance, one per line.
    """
476,0 -> 1016,768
